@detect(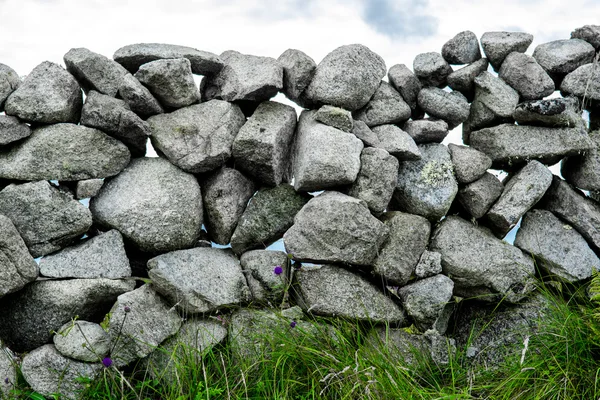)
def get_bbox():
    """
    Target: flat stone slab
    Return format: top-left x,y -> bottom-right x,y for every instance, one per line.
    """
418,87 -> 470,128
277,48 -> 316,104
499,52 -> 554,100
0,114 -> 31,145
413,52 -> 452,88
513,97 -> 582,128
0,214 -> 38,298
353,81 -> 411,127
533,39 -> 595,83
371,124 -> 421,160
0,63 -> 20,111
64,47 -> 129,97
481,31 -> 534,70
135,58 -> 200,108
403,118 -> 449,144
442,30 -> 481,65
457,172 -> 504,219
53,320 -> 110,362
448,144 -> 492,184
